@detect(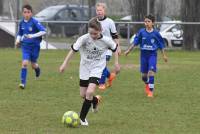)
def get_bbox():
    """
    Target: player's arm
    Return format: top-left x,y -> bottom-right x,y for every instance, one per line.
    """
157,32 -> 168,62
124,44 -> 135,56
124,30 -> 141,56
59,36 -> 84,73
59,49 -> 75,73
15,22 -> 23,47
108,39 -> 120,74
110,20 -> 121,55
26,19 -> 46,39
